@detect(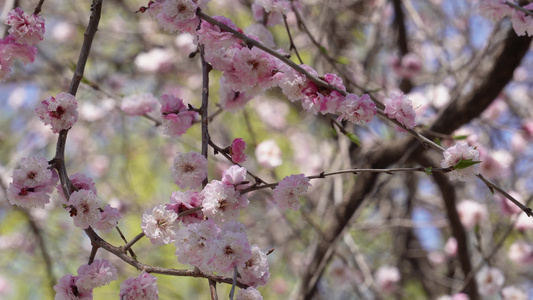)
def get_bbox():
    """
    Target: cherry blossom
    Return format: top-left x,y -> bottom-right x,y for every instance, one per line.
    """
175,219 -> 220,271
238,244 -> 270,287
501,286 -> 528,300
141,205 -> 180,245
224,46 -> 278,93
207,221 -> 252,276
236,287 -> 264,300
6,156 -> 58,209
441,142 -> 480,181
508,240 -> 533,265
221,165 -> 249,191
54,274 -> 93,300
119,271 -> 159,300
167,190 -> 204,224
278,64 -> 318,102
35,92 -> 79,133
383,92 -> 416,130
336,93 -> 377,125
252,0 -> 293,27
76,259 -> 118,291
57,173 -> 97,204
159,94 -> 197,136
94,204 -> 121,233
69,190 -> 101,229
272,174 -> 311,211
121,93 -> 159,116
477,266 -> 504,296
5,8 -> 45,46
478,0 -> 511,21
0,35 -> 38,80
219,77 -> 254,112
230,138 -> 247,163
201,180 -> 244,224
255,139 -> 282,169
170,151 -> 208,190
300,73 -> 346,115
